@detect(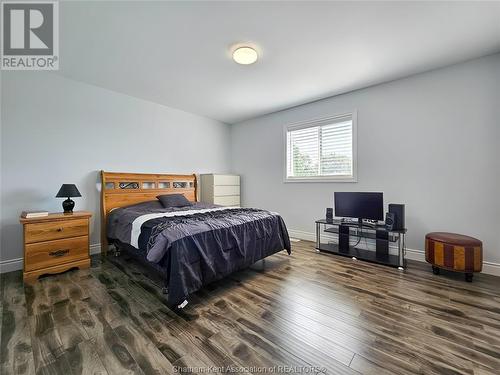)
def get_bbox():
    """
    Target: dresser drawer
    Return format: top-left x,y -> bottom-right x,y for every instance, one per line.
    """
24,236 -> 89,272
25,218 -> 88,243
213,175 -> 240,186
213,185 -> 240,196
214,195 -> 240,206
